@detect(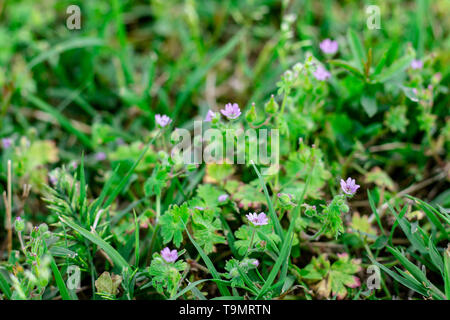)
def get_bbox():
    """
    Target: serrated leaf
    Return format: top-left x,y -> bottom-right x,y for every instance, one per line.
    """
160,203 -> 190,247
